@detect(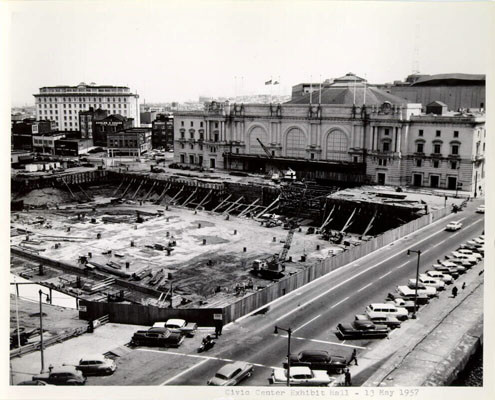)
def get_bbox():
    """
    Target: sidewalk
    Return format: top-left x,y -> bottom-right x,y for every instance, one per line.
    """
10,322 -> 147,384
337,259 -> 484,387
